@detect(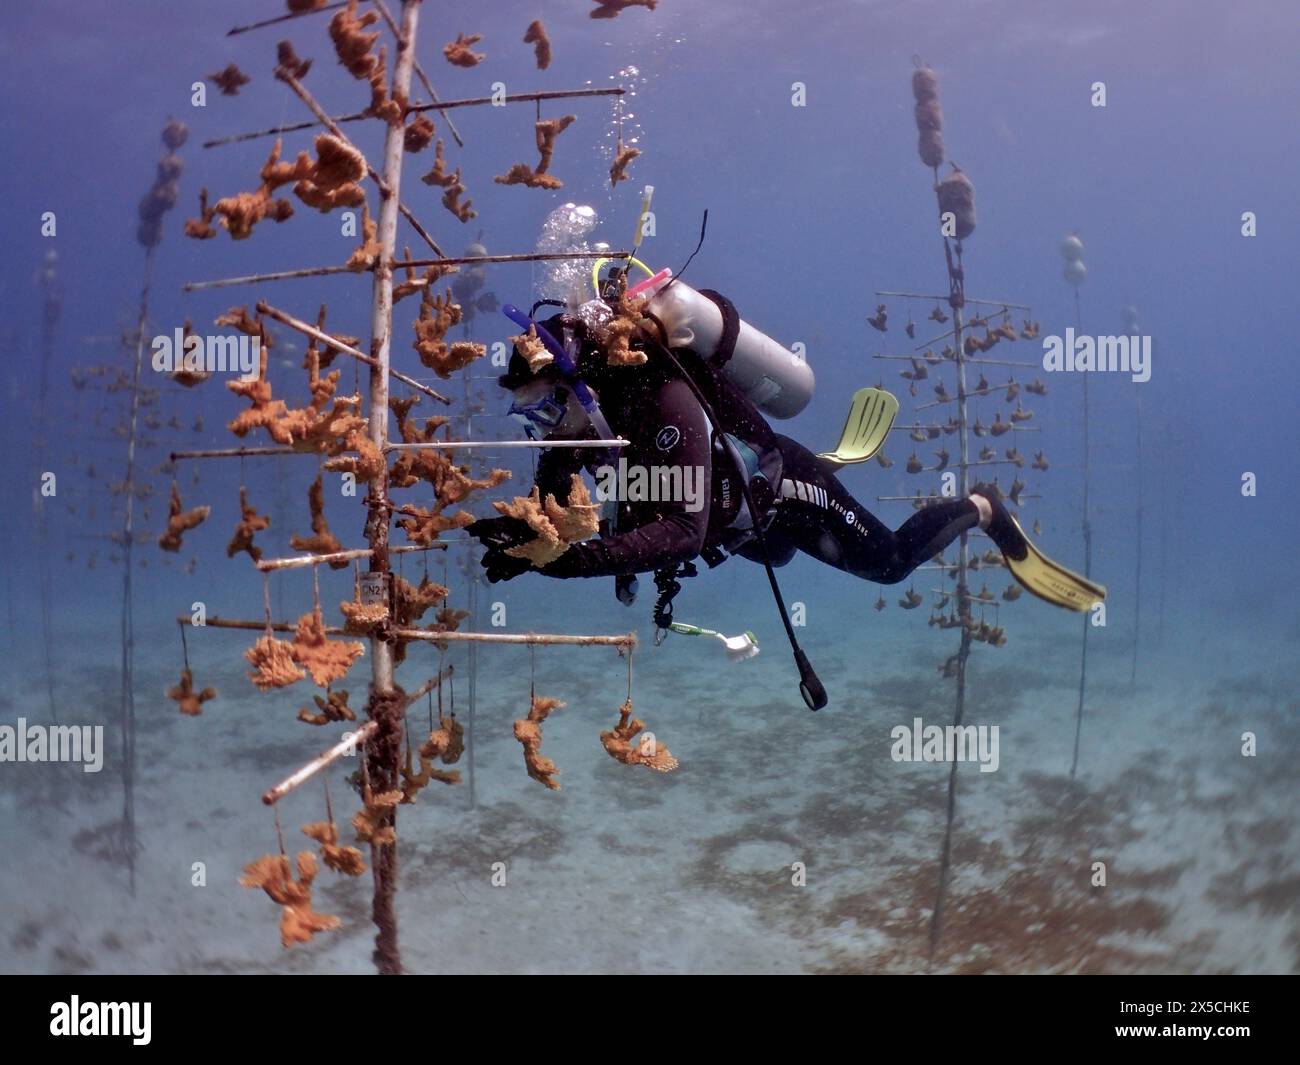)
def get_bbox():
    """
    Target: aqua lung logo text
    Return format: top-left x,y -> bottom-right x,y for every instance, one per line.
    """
785,479 -> 871,536
50,997 -> 151,1045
